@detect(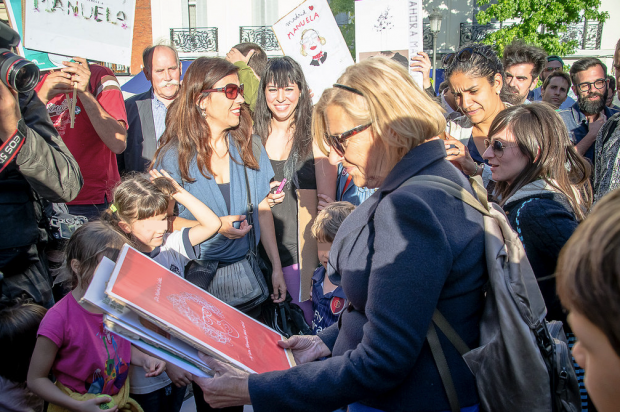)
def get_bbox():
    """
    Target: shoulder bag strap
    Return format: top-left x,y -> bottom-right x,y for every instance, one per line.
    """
243,166 -> 257,256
